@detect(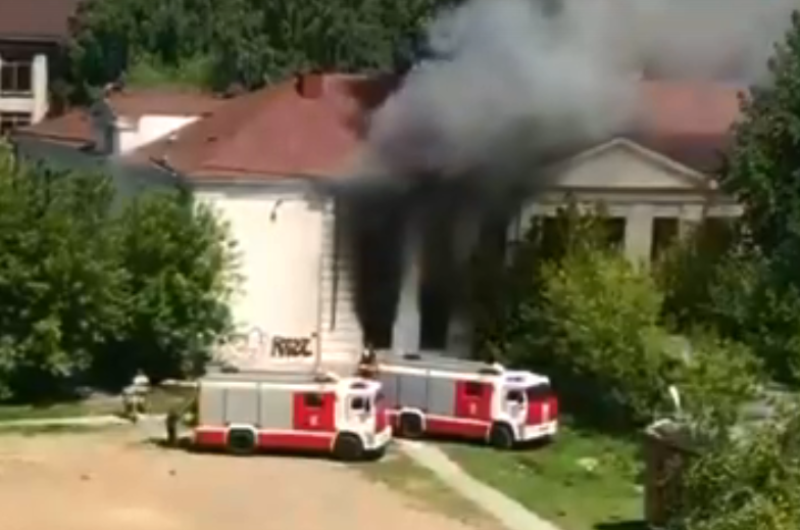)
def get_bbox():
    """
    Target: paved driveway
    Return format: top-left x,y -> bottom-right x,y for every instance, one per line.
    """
0,429 -> 488,530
